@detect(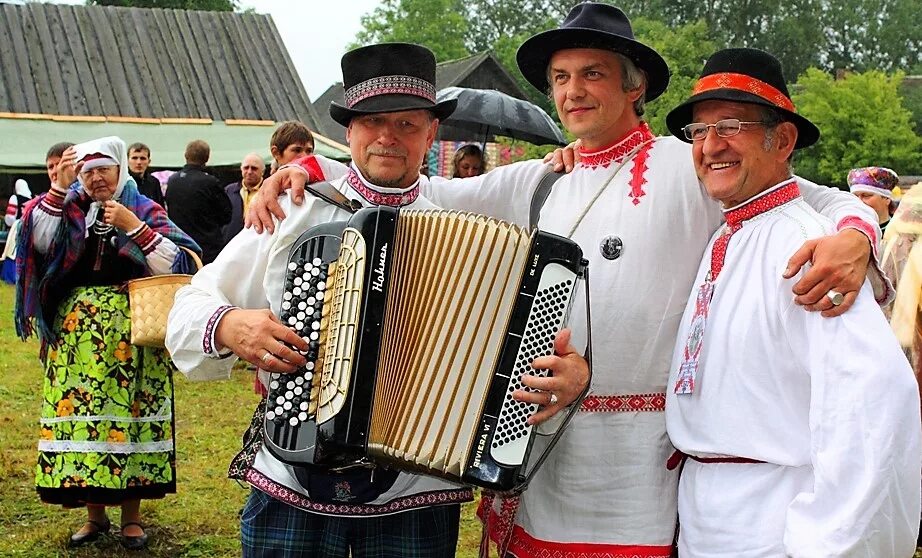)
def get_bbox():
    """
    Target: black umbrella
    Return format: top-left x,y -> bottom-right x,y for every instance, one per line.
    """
436,87 -> 566,146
